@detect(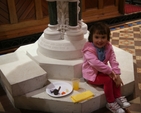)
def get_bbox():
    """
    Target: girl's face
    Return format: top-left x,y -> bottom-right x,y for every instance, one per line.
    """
92,33 -> 108,48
